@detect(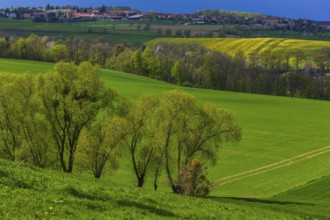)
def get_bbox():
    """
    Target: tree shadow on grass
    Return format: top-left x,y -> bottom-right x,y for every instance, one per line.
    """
211,196 -> 314,206
117,200 -> 177,217
65,186 -> 111,202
